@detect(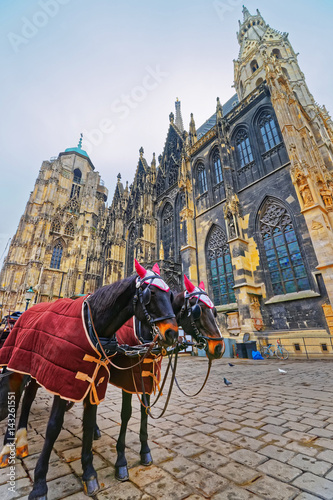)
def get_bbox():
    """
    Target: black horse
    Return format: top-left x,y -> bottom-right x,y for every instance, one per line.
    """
114,273 -> 225,480
0,261 -> 178,500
